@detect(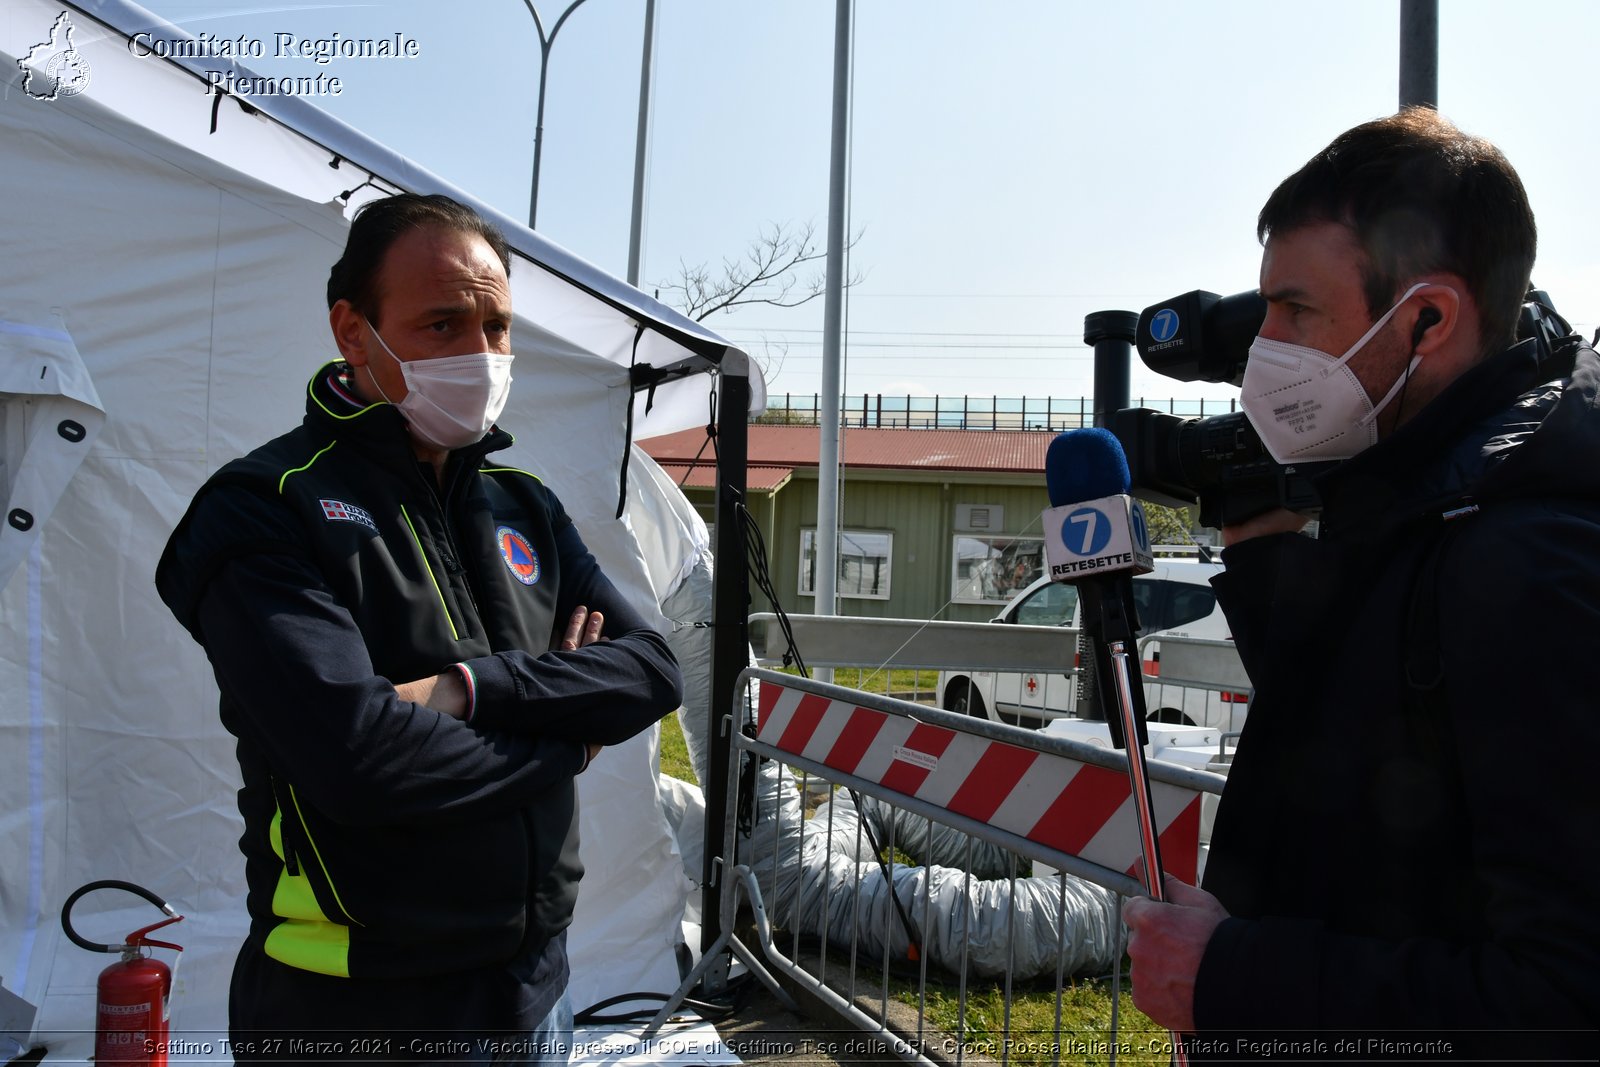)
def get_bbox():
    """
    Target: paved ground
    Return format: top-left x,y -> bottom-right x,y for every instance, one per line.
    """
698,929 -> 997,1067
712,967 -> 941,1067
712,976 -> 883,1066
